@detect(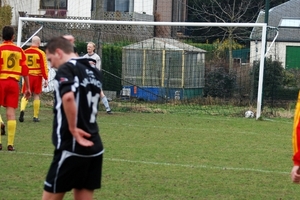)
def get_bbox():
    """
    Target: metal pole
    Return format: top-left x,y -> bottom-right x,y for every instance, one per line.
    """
261,0 -> 270,112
